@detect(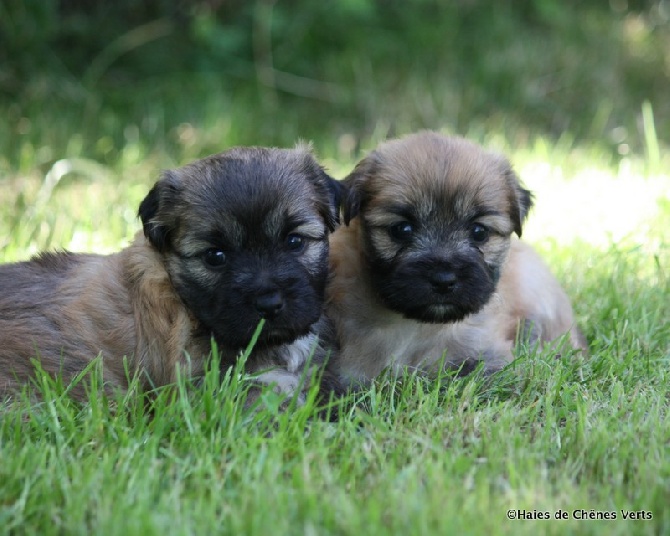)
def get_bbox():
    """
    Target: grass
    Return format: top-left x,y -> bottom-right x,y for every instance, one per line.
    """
1,316 -> 668,534
1,74 -> 669,535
